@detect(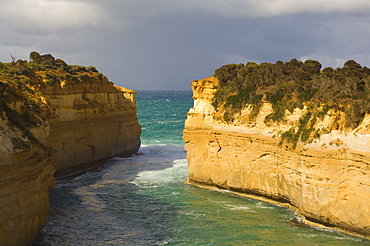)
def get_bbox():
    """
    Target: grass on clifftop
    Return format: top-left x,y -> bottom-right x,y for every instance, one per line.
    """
0,52 -> 103,145
0,51 -> 102,88
212,59 -> 370,149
